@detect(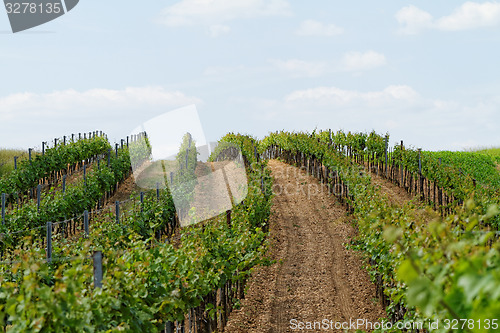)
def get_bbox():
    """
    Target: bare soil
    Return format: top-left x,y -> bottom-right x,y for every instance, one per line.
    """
225,160 -> 385,333
368,172 -> 413,206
